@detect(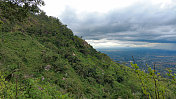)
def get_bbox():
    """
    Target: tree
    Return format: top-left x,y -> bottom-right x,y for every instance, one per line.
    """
2,0 -> 44,12
0,0 -> 45,21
